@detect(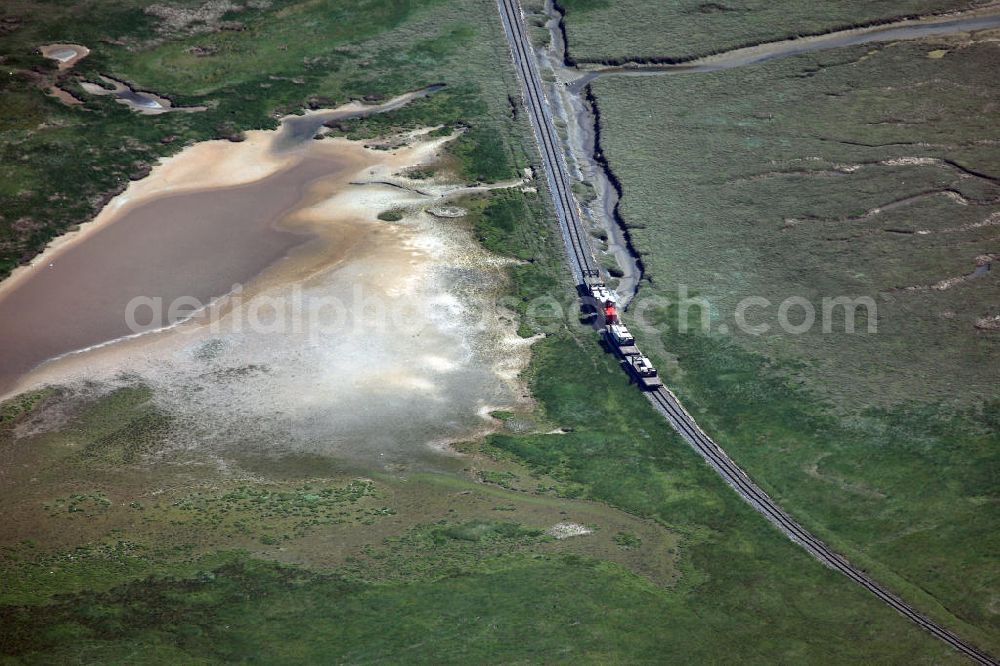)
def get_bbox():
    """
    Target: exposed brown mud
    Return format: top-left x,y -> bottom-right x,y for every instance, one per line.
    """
0,154 -> 355,393
38,43 -> 89,70
0,104 -> 535,467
